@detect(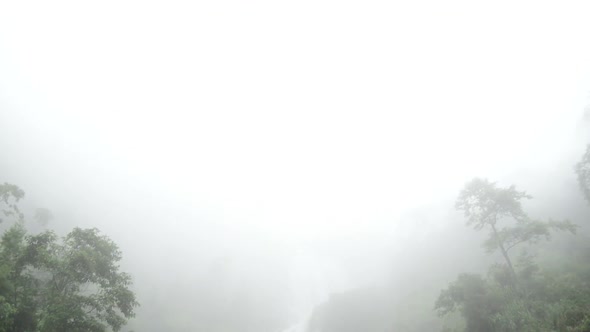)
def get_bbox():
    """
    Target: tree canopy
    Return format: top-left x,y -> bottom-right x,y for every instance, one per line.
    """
0,183 -> 138,332
436,173 -> 589,332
